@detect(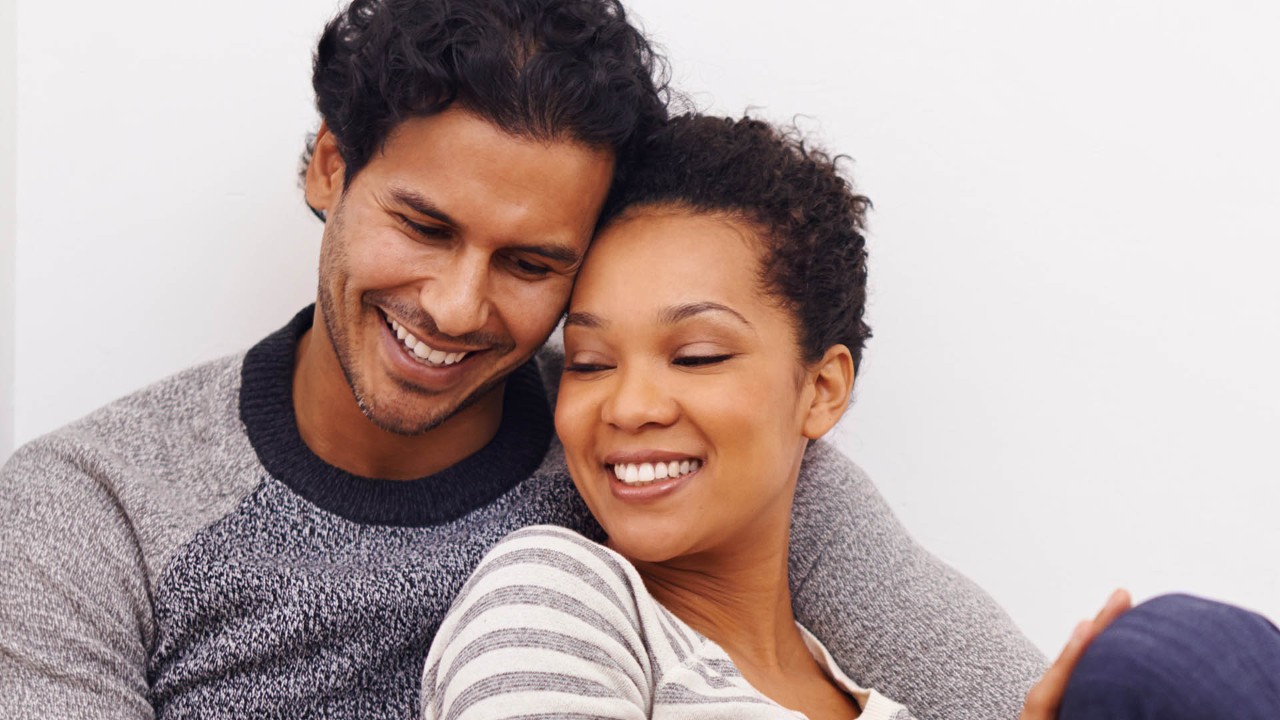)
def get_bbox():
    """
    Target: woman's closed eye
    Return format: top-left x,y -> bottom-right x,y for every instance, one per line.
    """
672,353 -> 735,368
564,354 -> 614,374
